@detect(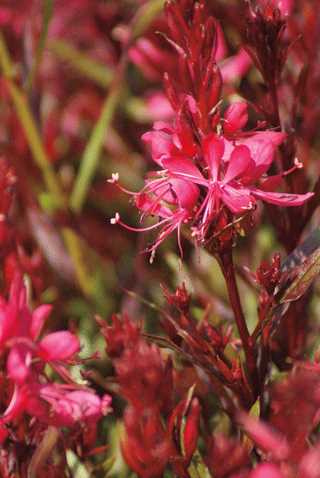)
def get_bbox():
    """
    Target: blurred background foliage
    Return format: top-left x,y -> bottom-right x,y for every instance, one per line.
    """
1,0 -> 320,475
